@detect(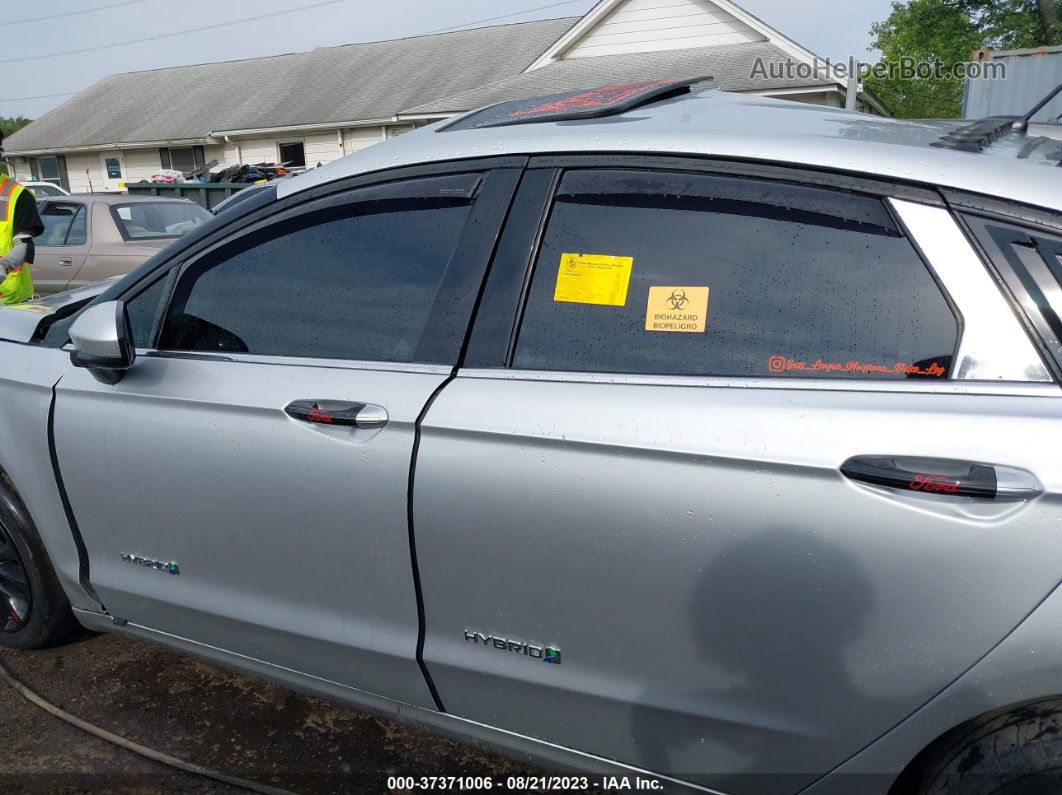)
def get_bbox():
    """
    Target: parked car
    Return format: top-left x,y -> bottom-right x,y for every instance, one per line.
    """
32,194 -> 212,294
1,82 -> 1062,795
22,181 -> 70,198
